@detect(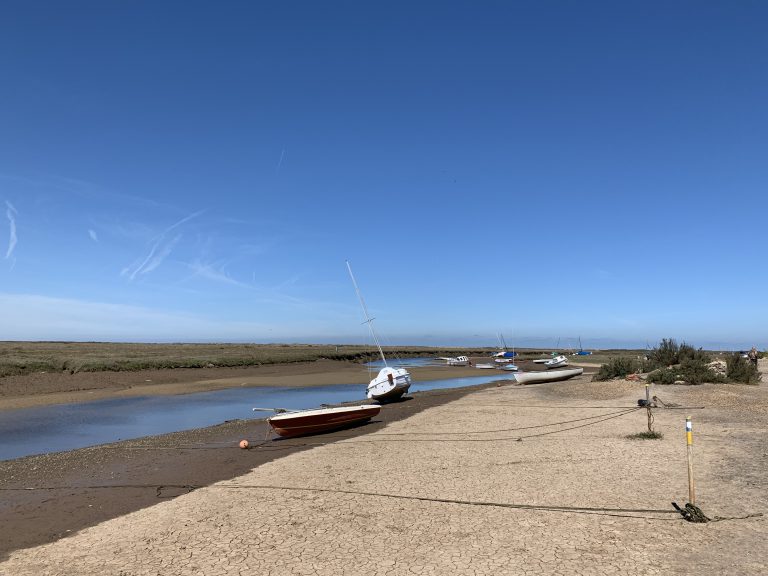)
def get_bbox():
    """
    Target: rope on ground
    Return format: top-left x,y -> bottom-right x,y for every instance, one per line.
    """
3,483 -> 763,522
348,409 -> 633,445
211,483 -> 678,520
673,502 -> 710,523
0,484 -> 675,520
0,484 -> 199,497
345,407 -> 641,437
671,502 -> 763,523
265,407 -> 645,446
653,395 -> 681,408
